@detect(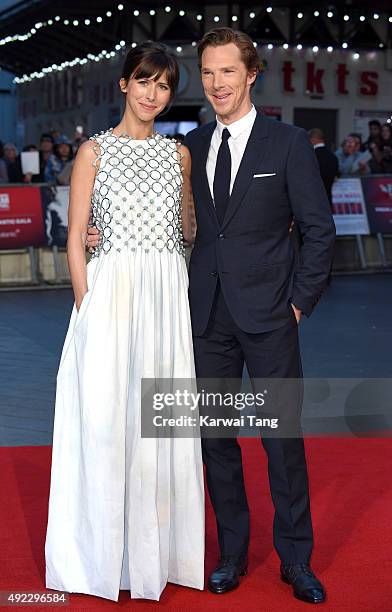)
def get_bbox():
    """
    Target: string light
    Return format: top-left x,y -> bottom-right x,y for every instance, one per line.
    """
4,7 -> 391,50
6,7 -> 390,72
14,43 -> 123,83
